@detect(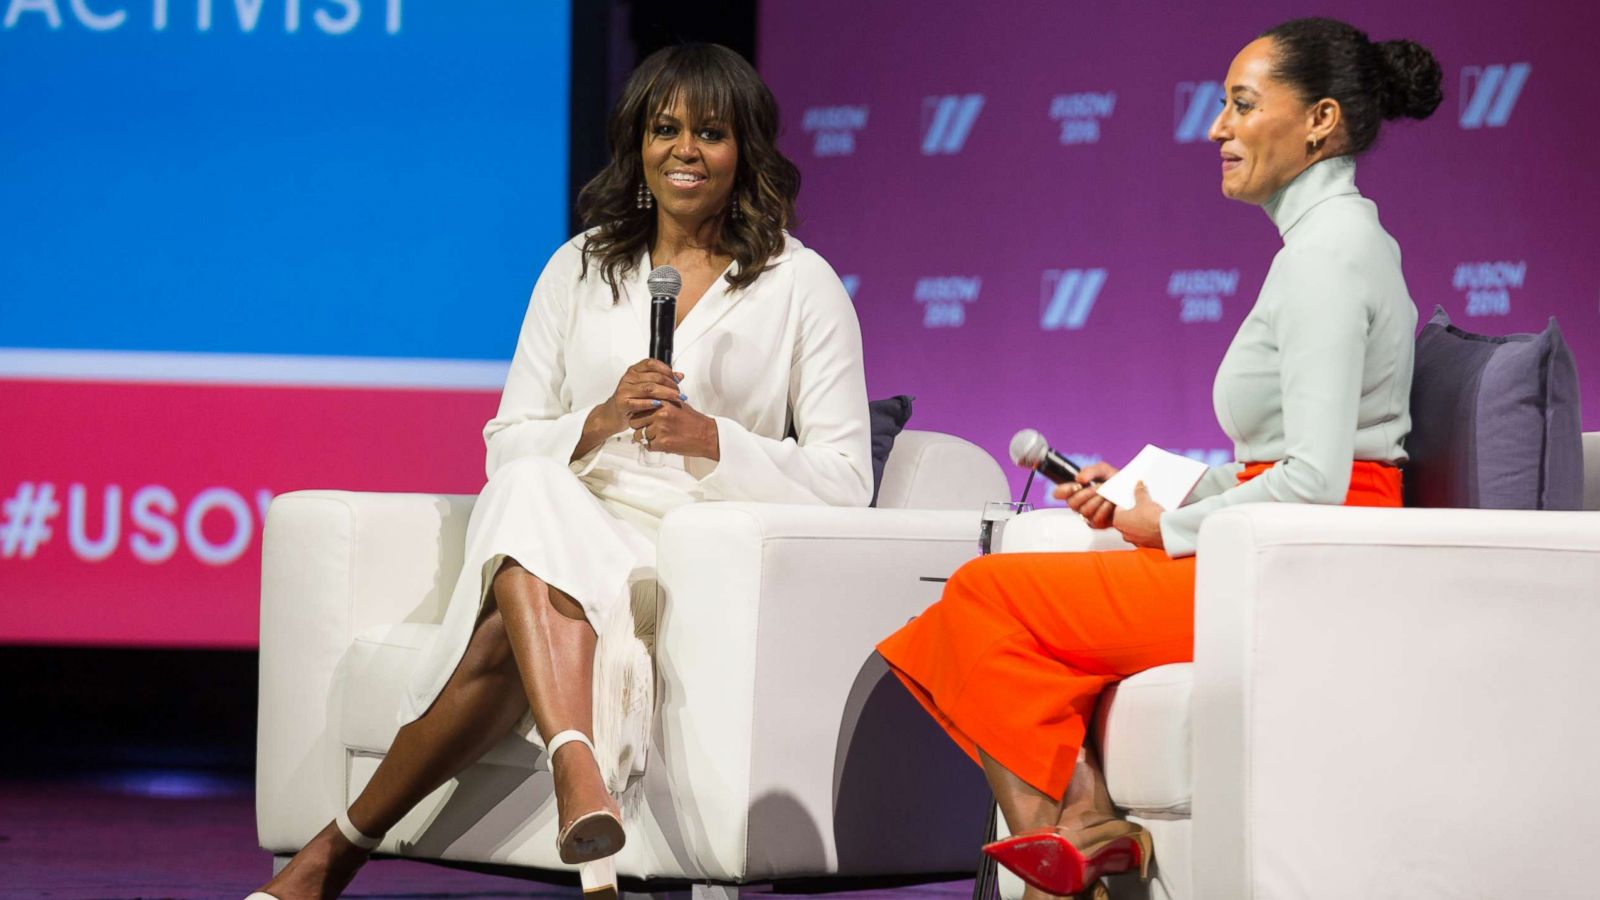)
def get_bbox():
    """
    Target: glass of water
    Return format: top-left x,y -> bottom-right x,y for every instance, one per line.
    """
978,501 -> 1032,555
